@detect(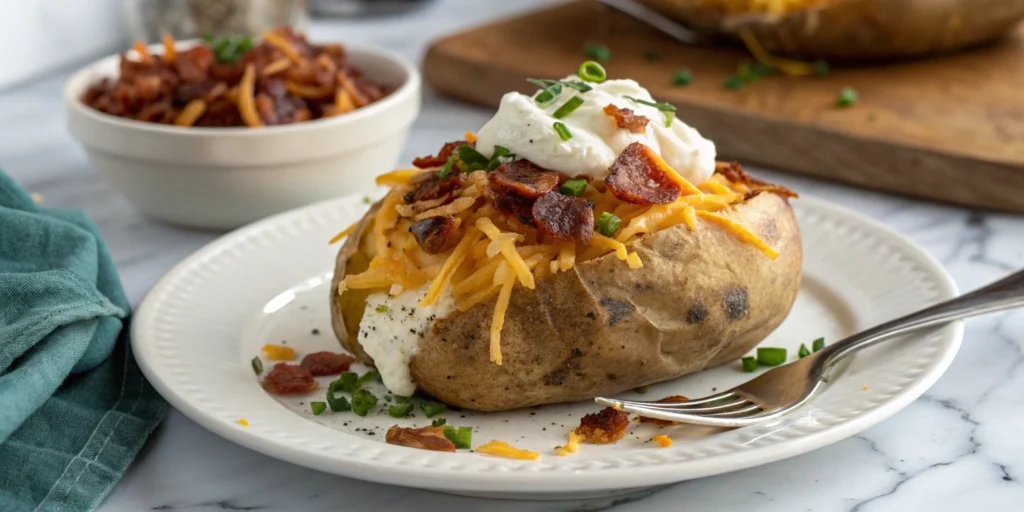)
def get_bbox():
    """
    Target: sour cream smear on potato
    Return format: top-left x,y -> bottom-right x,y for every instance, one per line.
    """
475,76 -> 717,183
359,285 -> 454,397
